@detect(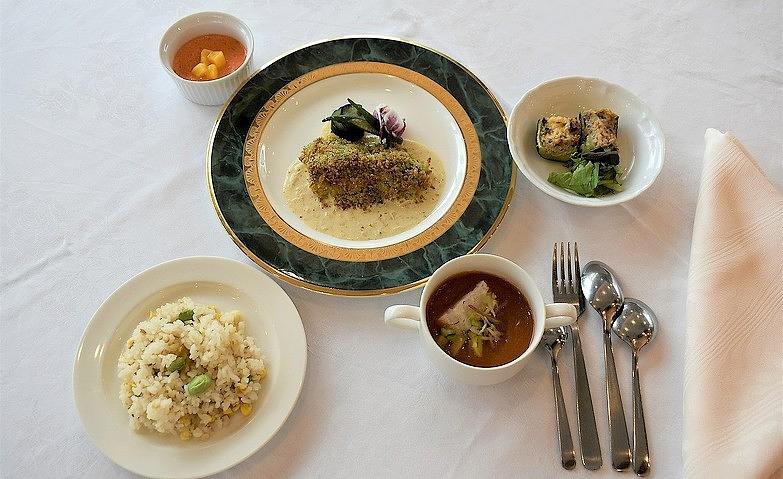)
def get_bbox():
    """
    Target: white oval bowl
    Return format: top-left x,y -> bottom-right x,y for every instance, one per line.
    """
507,76 -> 664,207
159,12 -> 254,106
